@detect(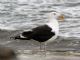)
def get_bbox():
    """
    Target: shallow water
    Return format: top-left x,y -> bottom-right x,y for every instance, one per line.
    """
0,0 -> 80,37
